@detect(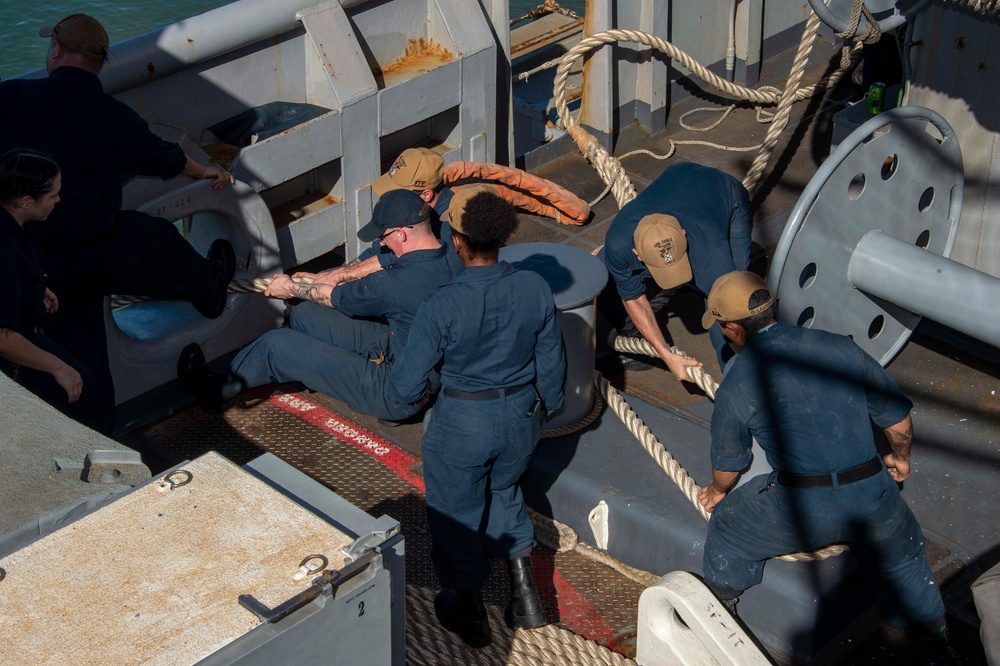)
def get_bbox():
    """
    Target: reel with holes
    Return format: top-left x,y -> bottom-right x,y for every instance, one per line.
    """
769,106 -> 966,365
